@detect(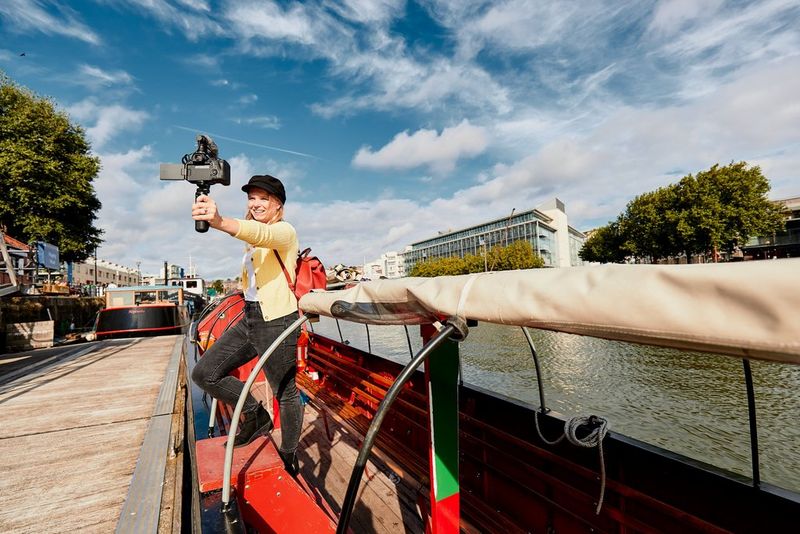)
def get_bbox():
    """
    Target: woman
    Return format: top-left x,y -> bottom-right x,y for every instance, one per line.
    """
191,174 -> 301,474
